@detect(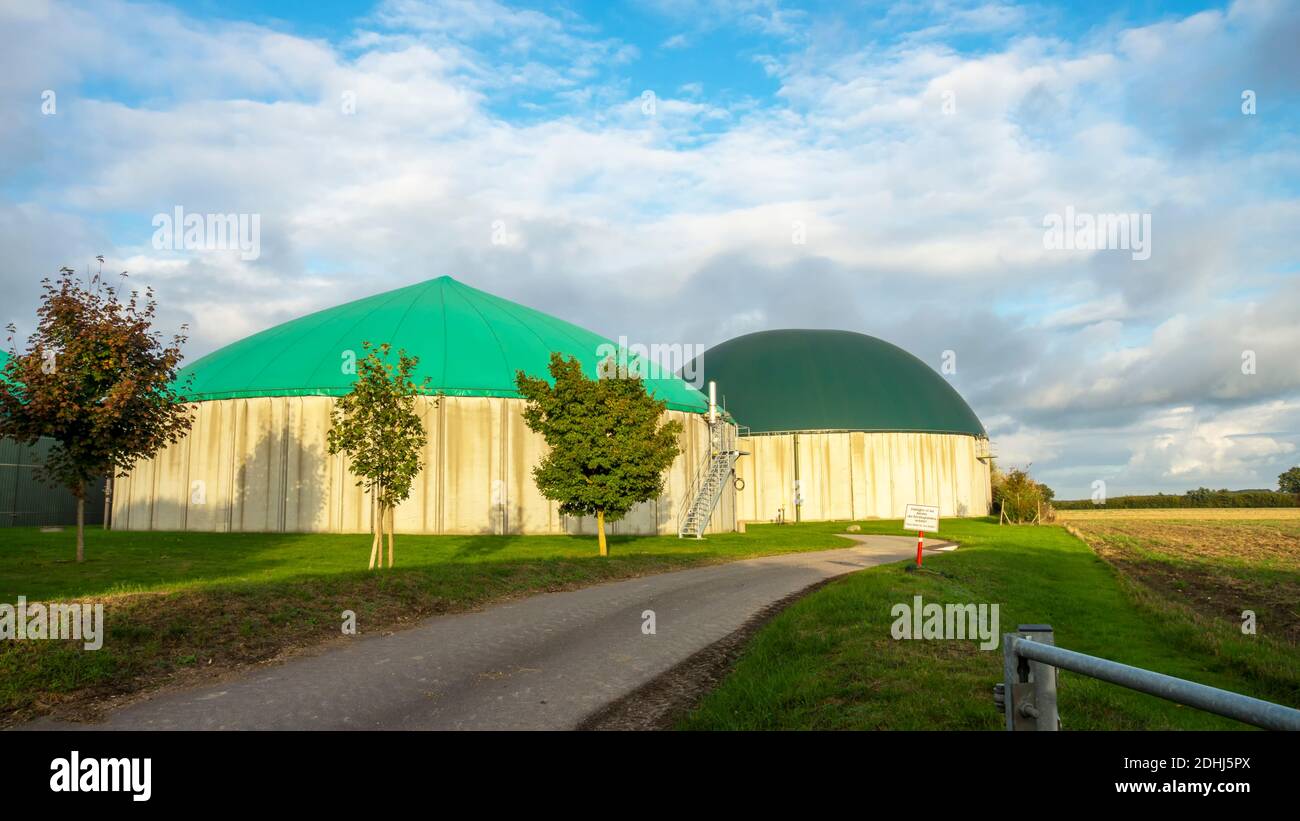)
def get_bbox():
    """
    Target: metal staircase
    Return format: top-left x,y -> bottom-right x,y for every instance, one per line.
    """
677,421 -> 742,539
